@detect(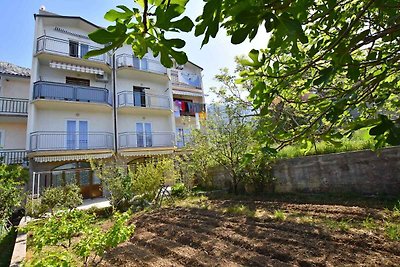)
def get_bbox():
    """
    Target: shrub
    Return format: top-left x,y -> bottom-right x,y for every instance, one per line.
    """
26,209 -> 135,266
0,164 -> 26,223
90,160 -> 133,212
171,183 -> 187,198
26,184 -> 83,218
129,158 -> 177,202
